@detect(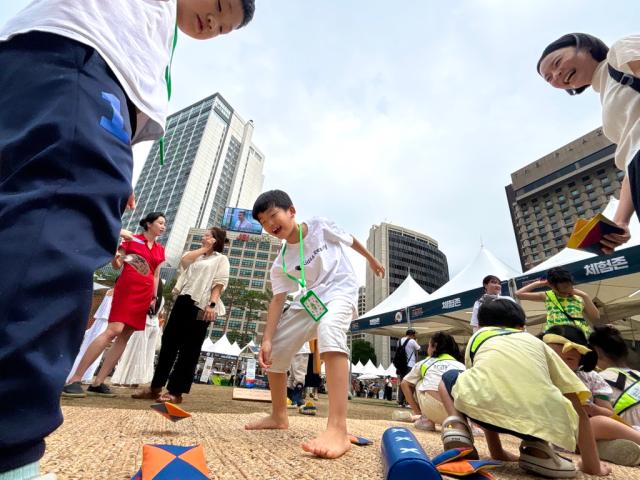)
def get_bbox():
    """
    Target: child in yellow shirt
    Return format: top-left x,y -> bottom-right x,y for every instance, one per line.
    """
437,298 -> 610,477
